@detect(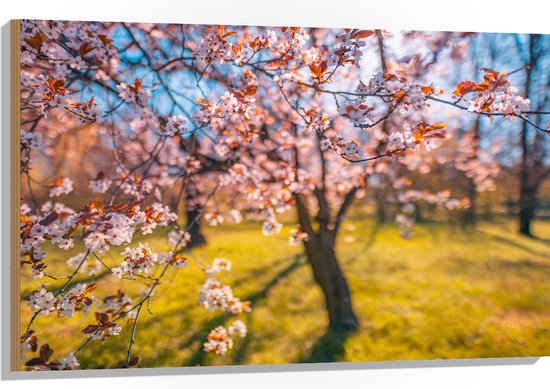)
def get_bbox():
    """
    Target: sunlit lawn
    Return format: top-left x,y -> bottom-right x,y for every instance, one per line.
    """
20,216 -> 550,369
